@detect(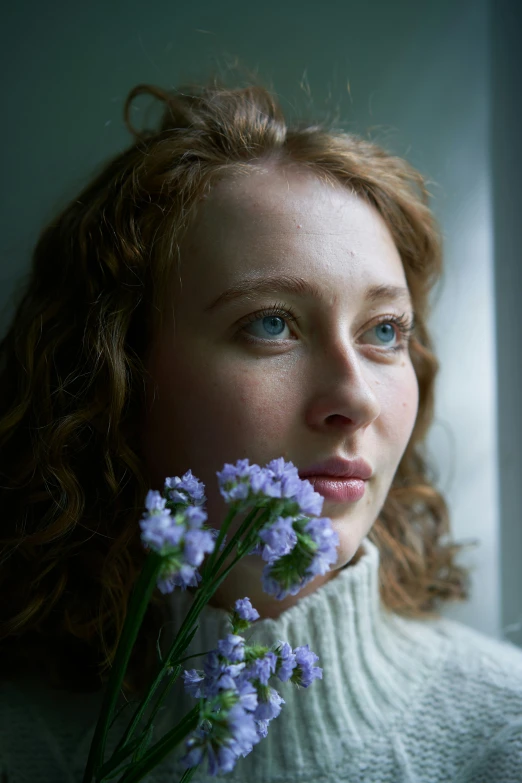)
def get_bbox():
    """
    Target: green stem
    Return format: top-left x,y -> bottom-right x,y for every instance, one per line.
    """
116,705 -> 201,783
82,551 -> 163,783
109,596 -> 207,766
200,505 -> 237,580
95,736 -> 144,782
119,504 -> 269,760
139,665 -> 182,744
89,501 -> 272,782
110,657 -> 171,762
172,506 -> 270,645
208,545 -> 257,594
107,558 -> 224,765
165,592 -> 210,668
100,625 -> 199,778
98,507 -> 252,773
239,520 -> 269,560
176,650 -> 214,665
178,768 -> 197,783
202,506 -> 269,585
